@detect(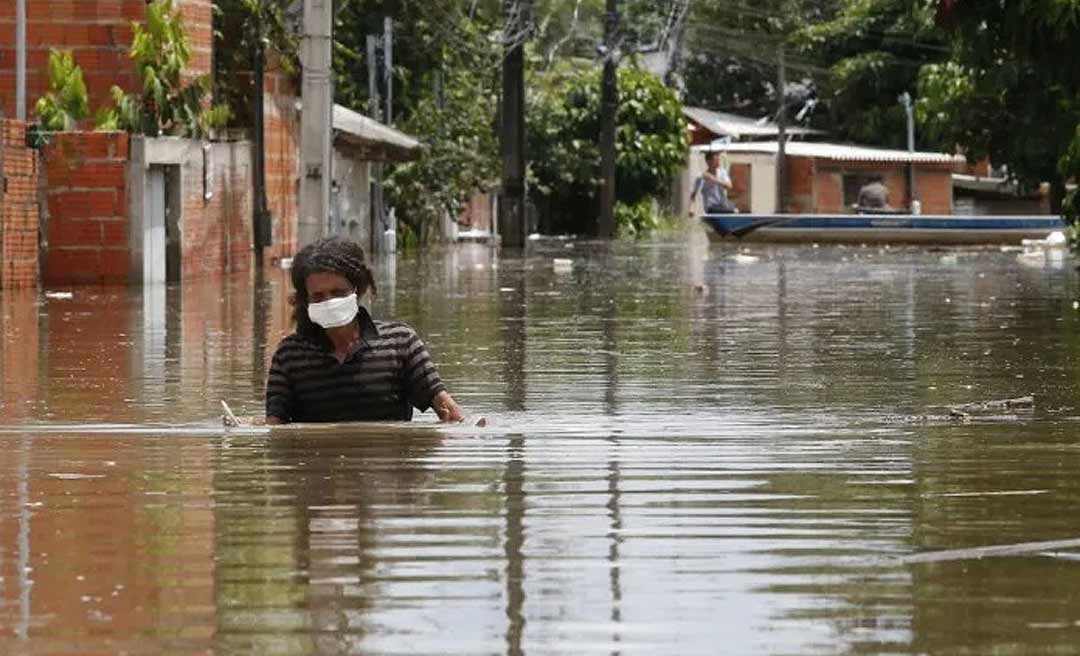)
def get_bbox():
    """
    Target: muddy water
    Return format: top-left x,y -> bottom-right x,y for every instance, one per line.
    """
2,235 -> 1080,654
